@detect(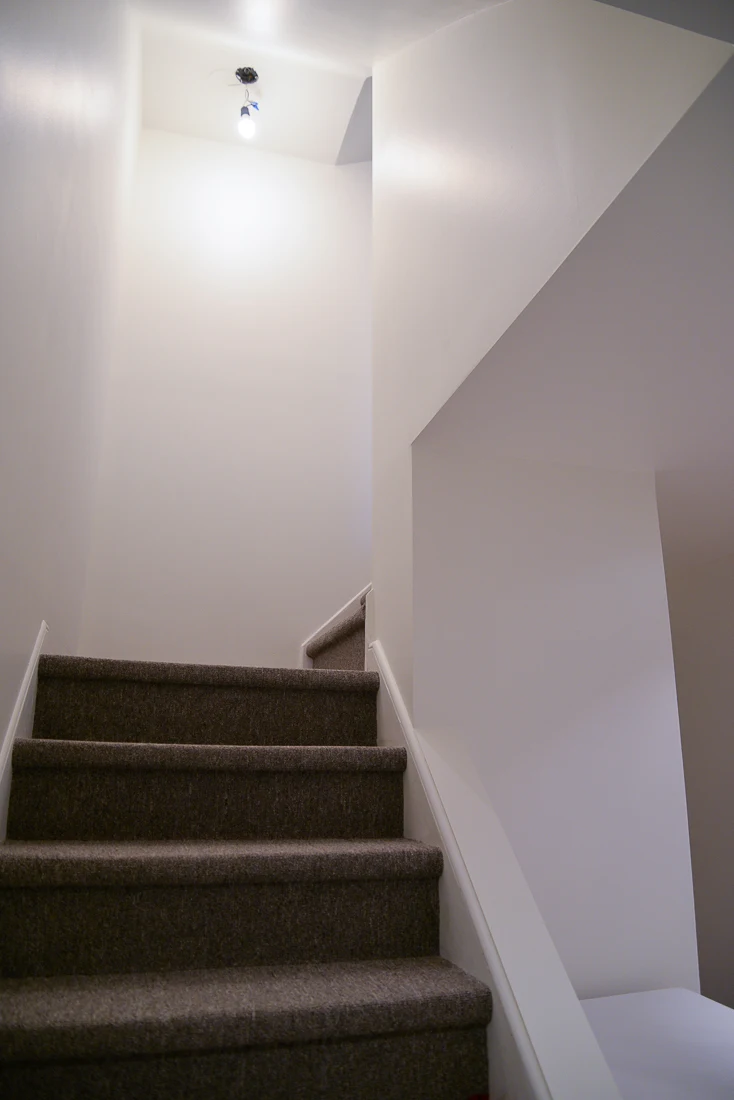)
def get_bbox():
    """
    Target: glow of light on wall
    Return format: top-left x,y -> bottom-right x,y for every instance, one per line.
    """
0,54 -> 113,130
376,141 -> 453,192
376,138 -> 521,208
243,0 -> 283,40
